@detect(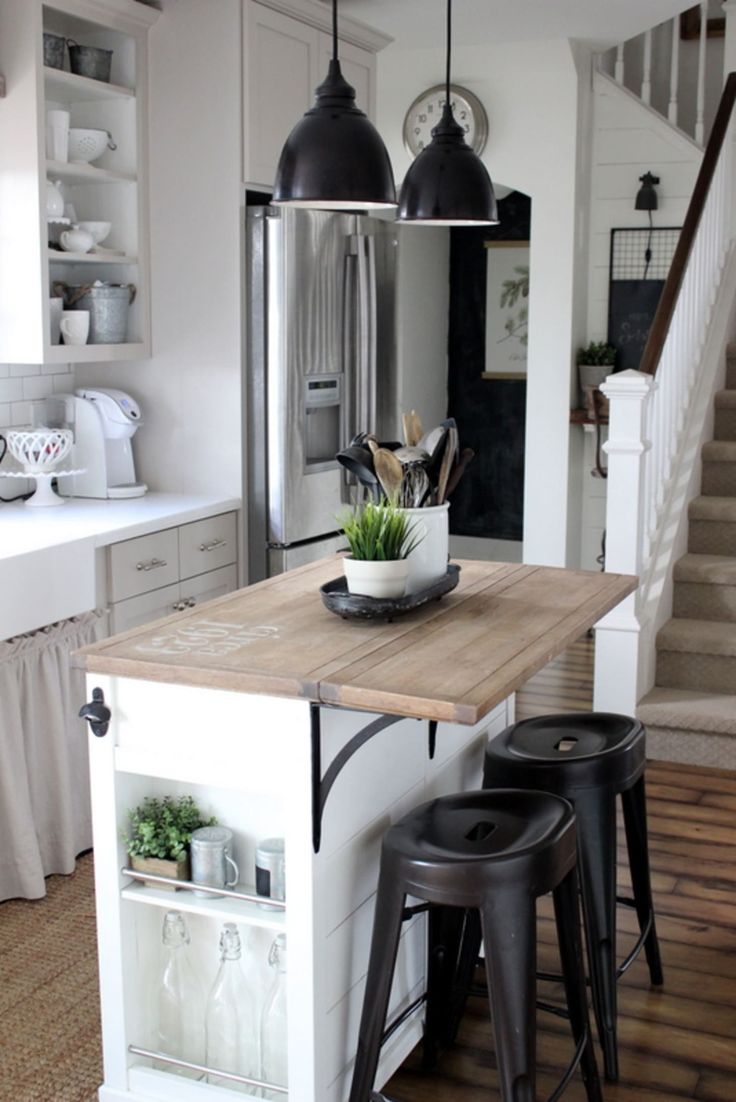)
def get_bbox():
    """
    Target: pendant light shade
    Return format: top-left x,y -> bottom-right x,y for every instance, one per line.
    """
272,2 -> 396,210
397,1 -> 498,226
